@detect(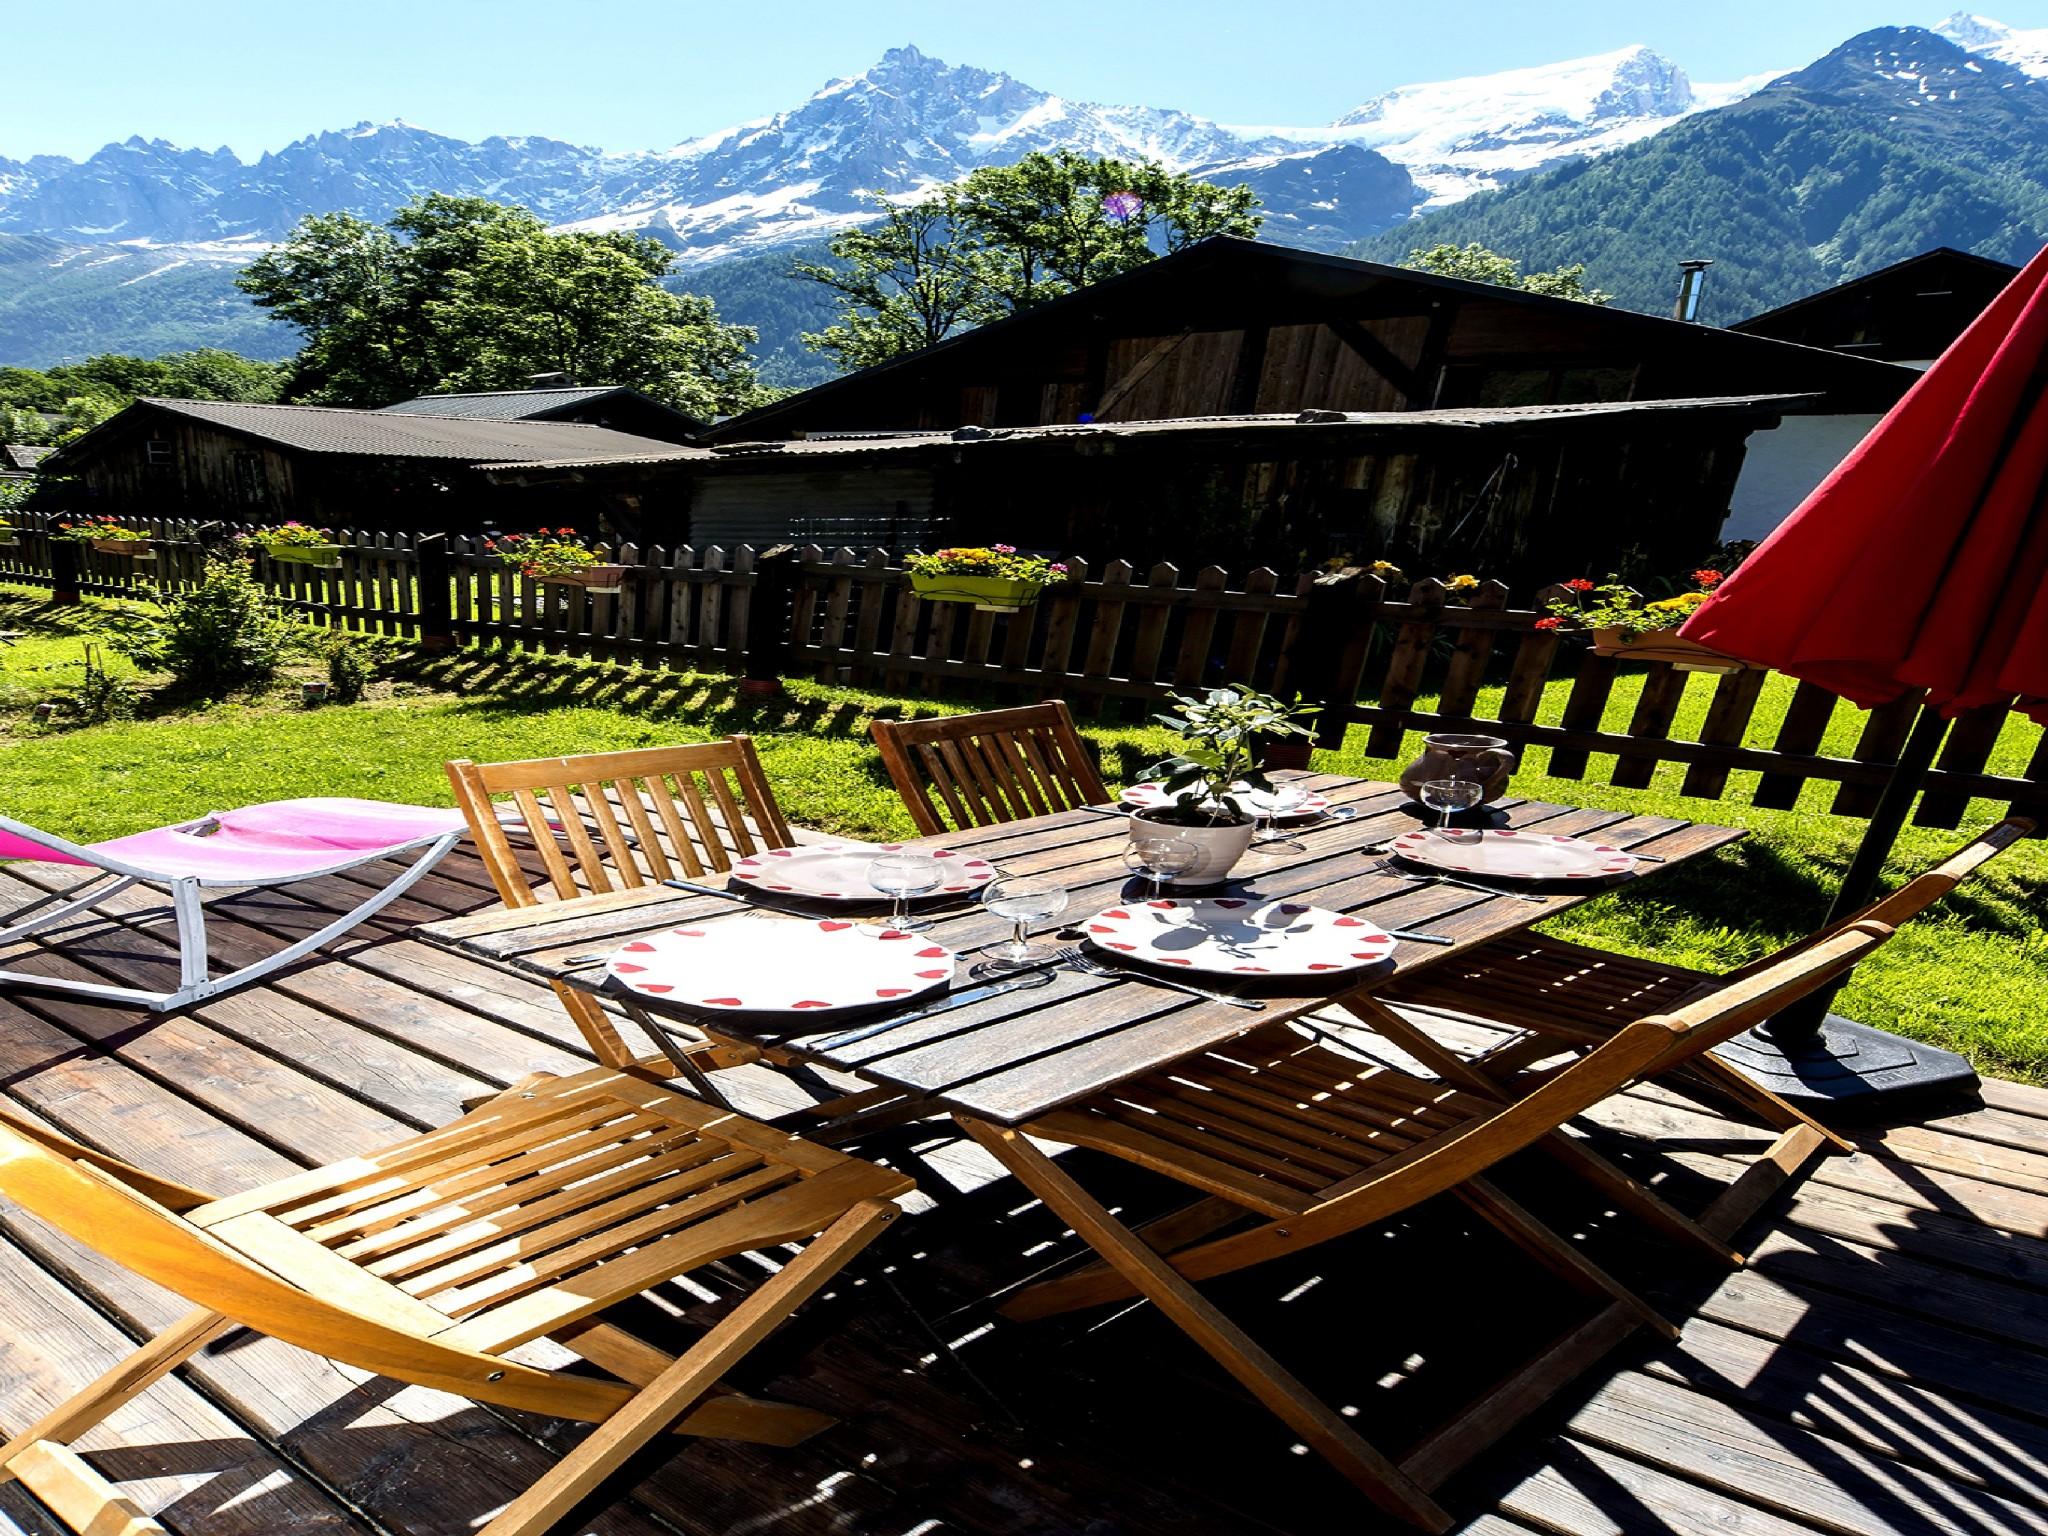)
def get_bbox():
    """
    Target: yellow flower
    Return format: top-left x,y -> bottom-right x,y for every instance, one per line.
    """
1446,573 -> 1479,590
1370,559 -> 1398,573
